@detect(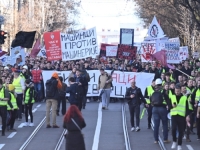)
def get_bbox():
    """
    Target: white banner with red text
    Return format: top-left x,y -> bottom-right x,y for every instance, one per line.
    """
42,70 -> 154,98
